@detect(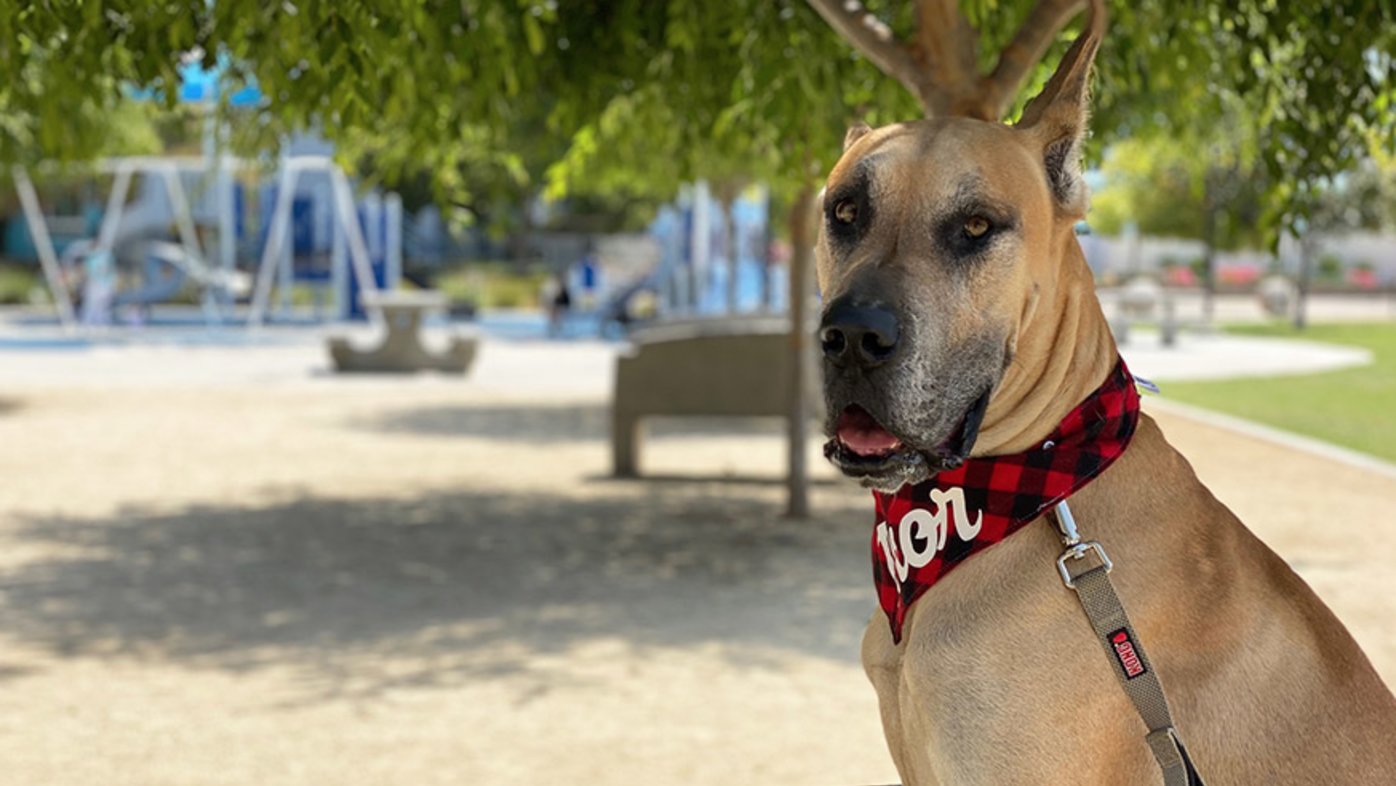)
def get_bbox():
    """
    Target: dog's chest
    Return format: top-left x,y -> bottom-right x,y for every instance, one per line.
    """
859,524 -> 1145,784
